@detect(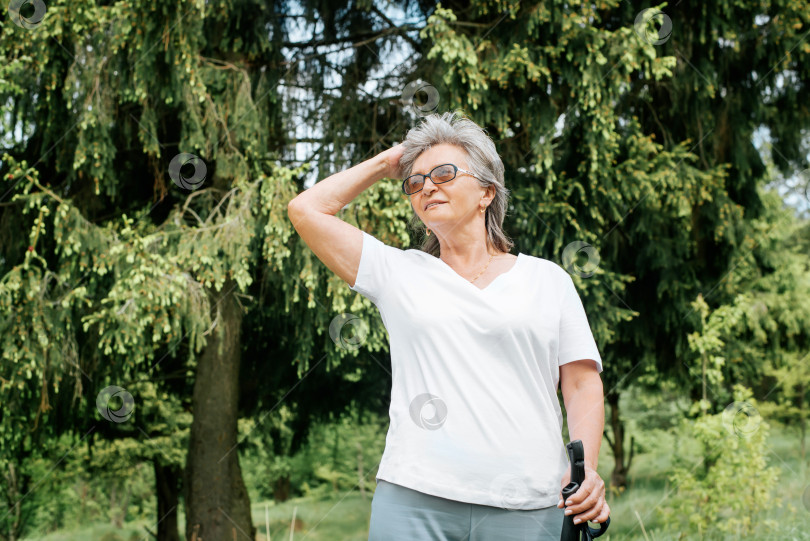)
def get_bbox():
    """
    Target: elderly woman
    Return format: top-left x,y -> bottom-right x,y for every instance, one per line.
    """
287,111 -> 610,540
